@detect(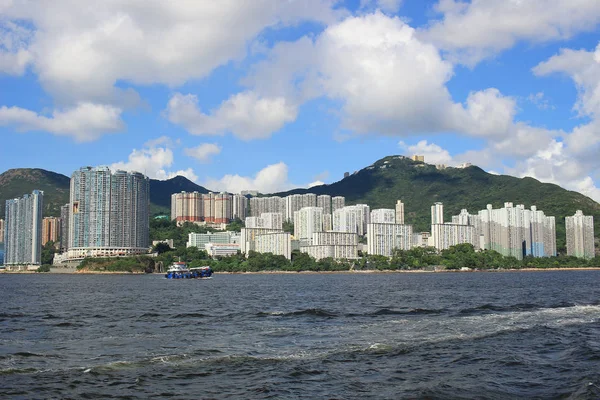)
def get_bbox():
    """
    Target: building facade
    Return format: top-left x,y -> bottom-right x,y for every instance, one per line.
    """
395,200 -> 405,225
4,190 -> 43,267
42,217 -> 61,246
65,167 -> 149,260
367,223 -> 413,256
0,218 -> 4,243
566,210 -> 595,259
254,232 -> 292,259
371,209 -> 395,224
187,231 -> 240,248
294,207 -> 323,242
60,204 -> 69,251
